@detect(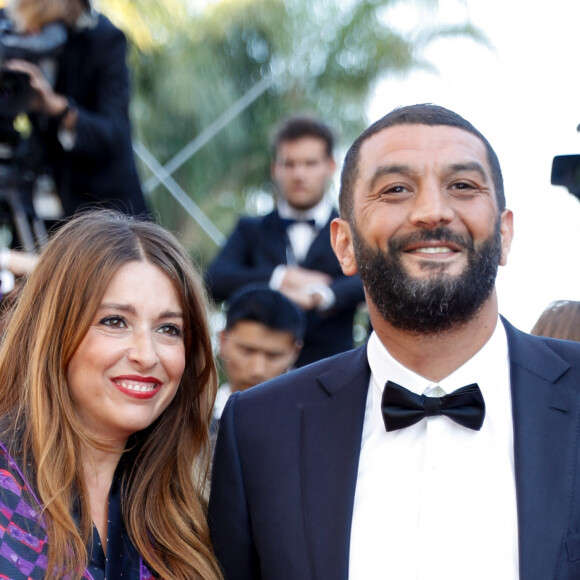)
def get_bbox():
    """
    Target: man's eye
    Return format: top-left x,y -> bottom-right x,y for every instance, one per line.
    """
451,182 -> 473,190
158,324 -> 183,337
99,316 -> 126,328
